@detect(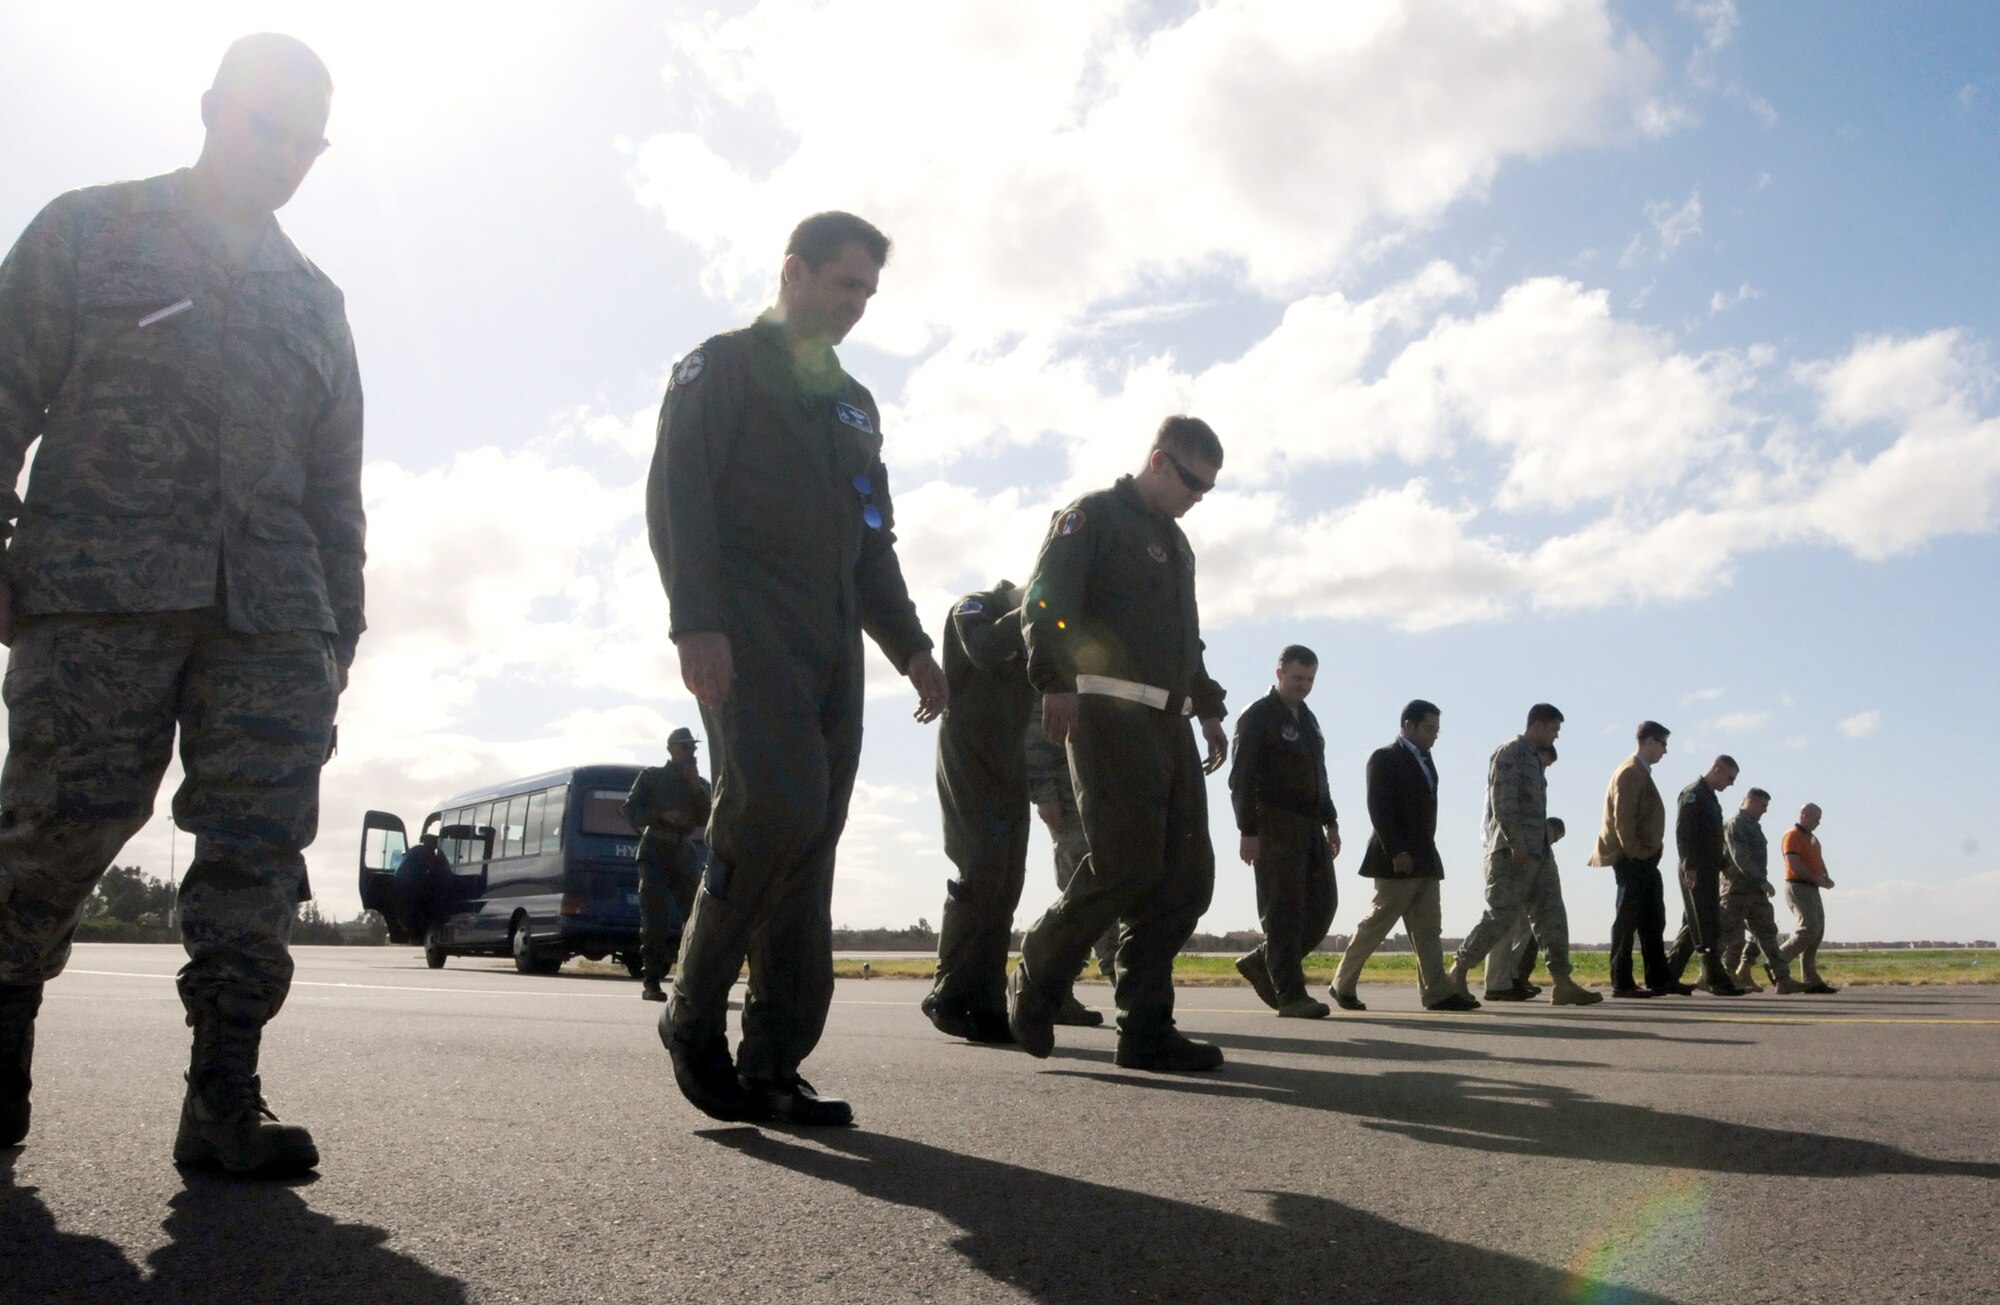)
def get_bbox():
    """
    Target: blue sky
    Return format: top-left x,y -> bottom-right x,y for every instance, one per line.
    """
2,1 -> 1995,942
